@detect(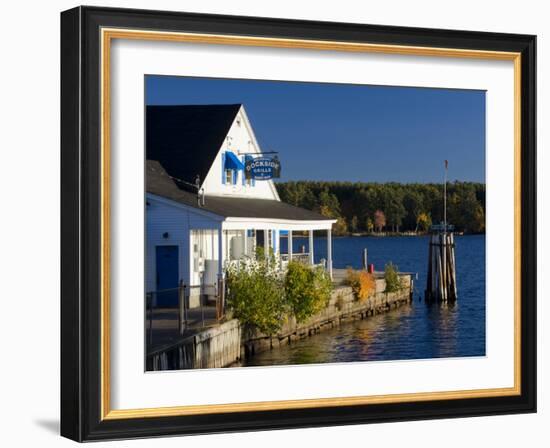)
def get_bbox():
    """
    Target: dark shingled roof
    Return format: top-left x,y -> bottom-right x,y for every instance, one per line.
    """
146,104 -> 241,187
146,160 -> 334,222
